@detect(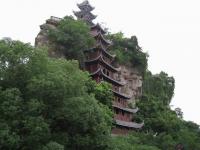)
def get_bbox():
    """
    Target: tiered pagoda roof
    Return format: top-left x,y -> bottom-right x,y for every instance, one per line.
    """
112,90 -> 131,99
85,55 -> 120,72
112,105 -> 139,113
73,11 -> 97,20
90,68 -> 125,86
92,32 -> 112,45
84,43 -> 115,59
91,23 -> 106,34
